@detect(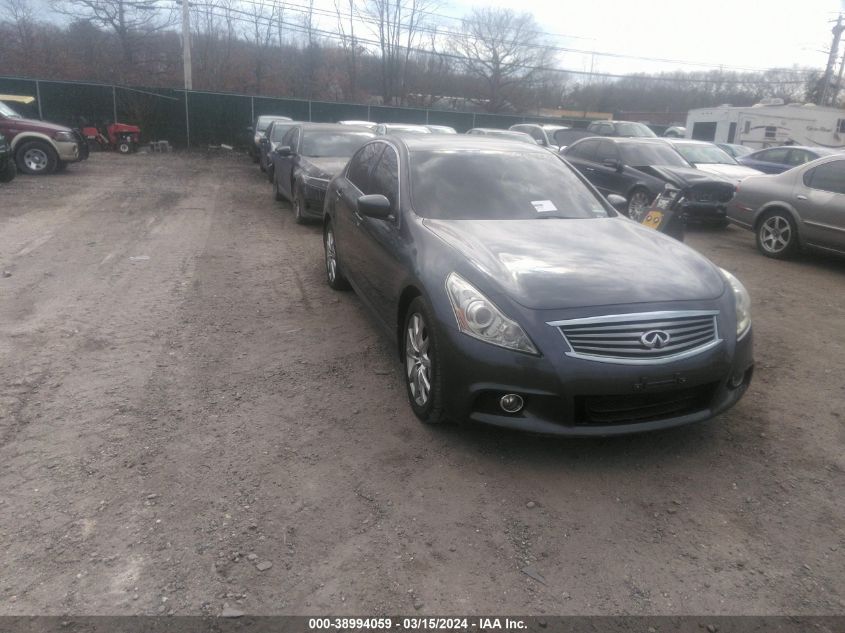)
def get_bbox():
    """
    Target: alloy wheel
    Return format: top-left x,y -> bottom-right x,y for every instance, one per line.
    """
24,148 -> 48,172
759,215 -> 792,254
325,228 -> 337,284
405,313 -> 432,407
627,190 -> 651,221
